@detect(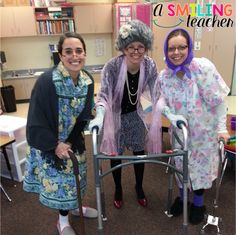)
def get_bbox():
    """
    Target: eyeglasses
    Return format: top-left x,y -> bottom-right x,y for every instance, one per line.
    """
127,46 -> 145,54
168,45 -> 188,53
62,48 -> 84,57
